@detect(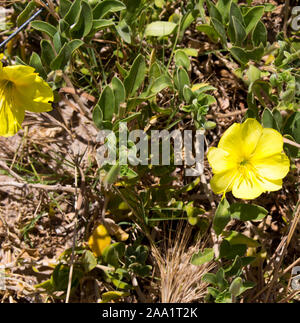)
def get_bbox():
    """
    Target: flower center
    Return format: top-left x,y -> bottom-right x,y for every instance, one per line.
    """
240,159 -> 249,166
0,80 -> 14,95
